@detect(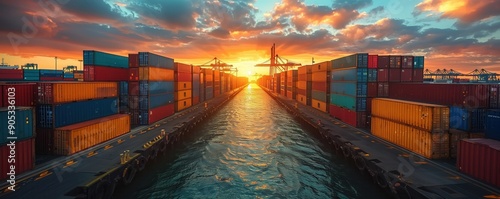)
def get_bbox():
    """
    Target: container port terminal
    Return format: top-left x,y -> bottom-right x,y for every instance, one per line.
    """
1,46 -> 500,199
